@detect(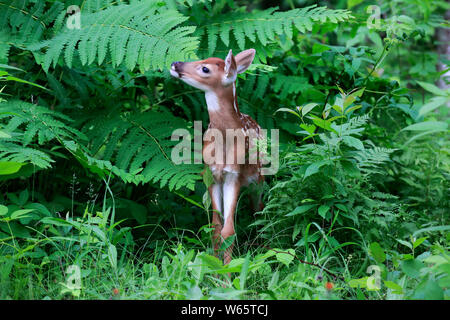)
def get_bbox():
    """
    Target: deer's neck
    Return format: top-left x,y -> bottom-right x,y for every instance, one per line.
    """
205,83 -> 241,130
